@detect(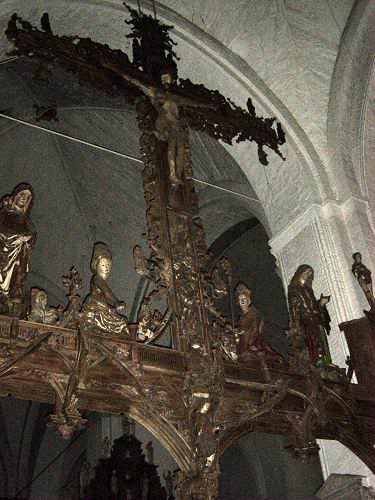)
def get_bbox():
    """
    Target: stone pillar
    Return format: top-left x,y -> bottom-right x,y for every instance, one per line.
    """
270,199 -> 375,484
316,474 -> 375,499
